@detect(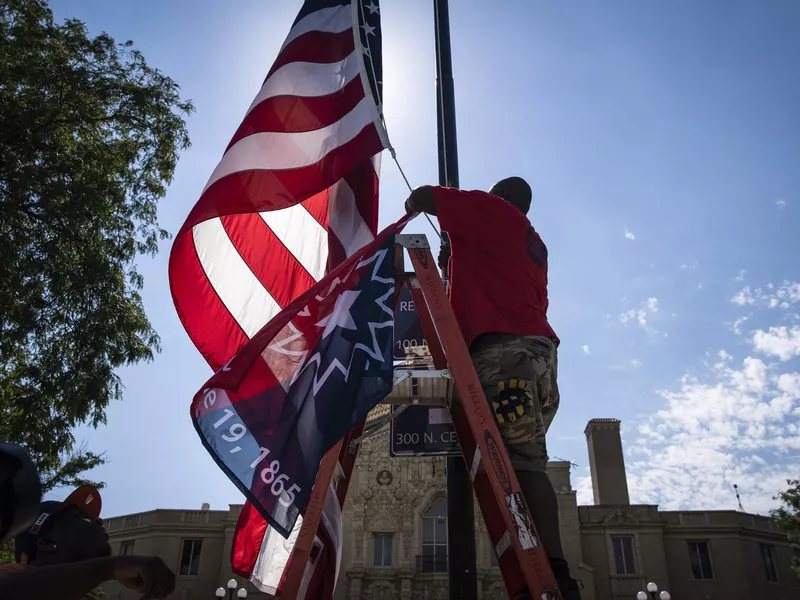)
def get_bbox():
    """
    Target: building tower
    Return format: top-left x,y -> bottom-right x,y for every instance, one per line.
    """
584,418 -> 630,505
